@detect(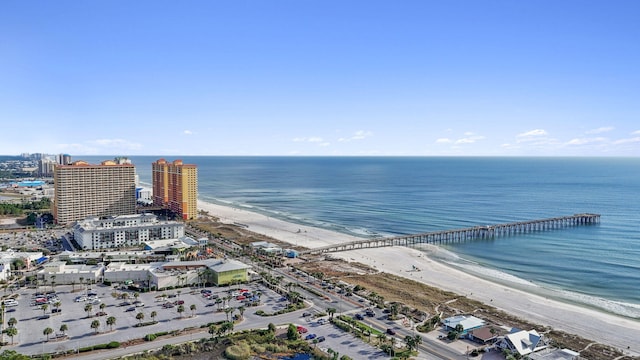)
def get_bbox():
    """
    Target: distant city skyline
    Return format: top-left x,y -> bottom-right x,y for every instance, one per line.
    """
1,1 -> 639,157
